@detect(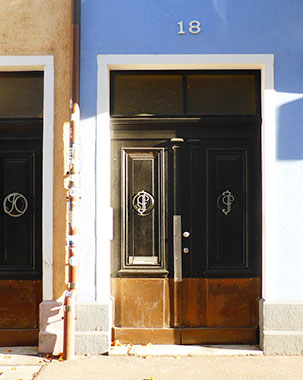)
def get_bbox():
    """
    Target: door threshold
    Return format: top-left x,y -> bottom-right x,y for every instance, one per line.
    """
110,343 -> 262,357
113,327 -> 258,345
